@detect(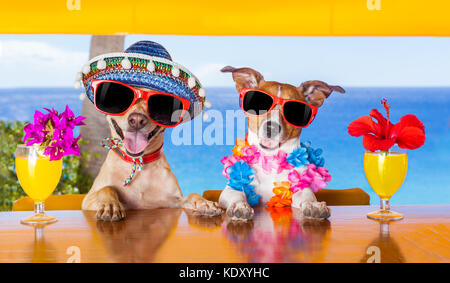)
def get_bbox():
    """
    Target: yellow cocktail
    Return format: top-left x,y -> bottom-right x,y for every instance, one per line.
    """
16,156 -> 62,202
364,151 -> 408,221
15,145 -> 62,225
